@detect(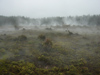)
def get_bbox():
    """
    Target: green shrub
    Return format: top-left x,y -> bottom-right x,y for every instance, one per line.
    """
67,65 -> 79,75
13,35 -> 27,41
38,34 -> 46,40
17,35 -> 27,41
38,55 -> 49,63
